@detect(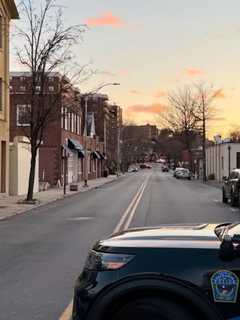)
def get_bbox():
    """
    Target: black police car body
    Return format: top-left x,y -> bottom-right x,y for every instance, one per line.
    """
72,223 -> 240,320
222,169 -> 240,206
